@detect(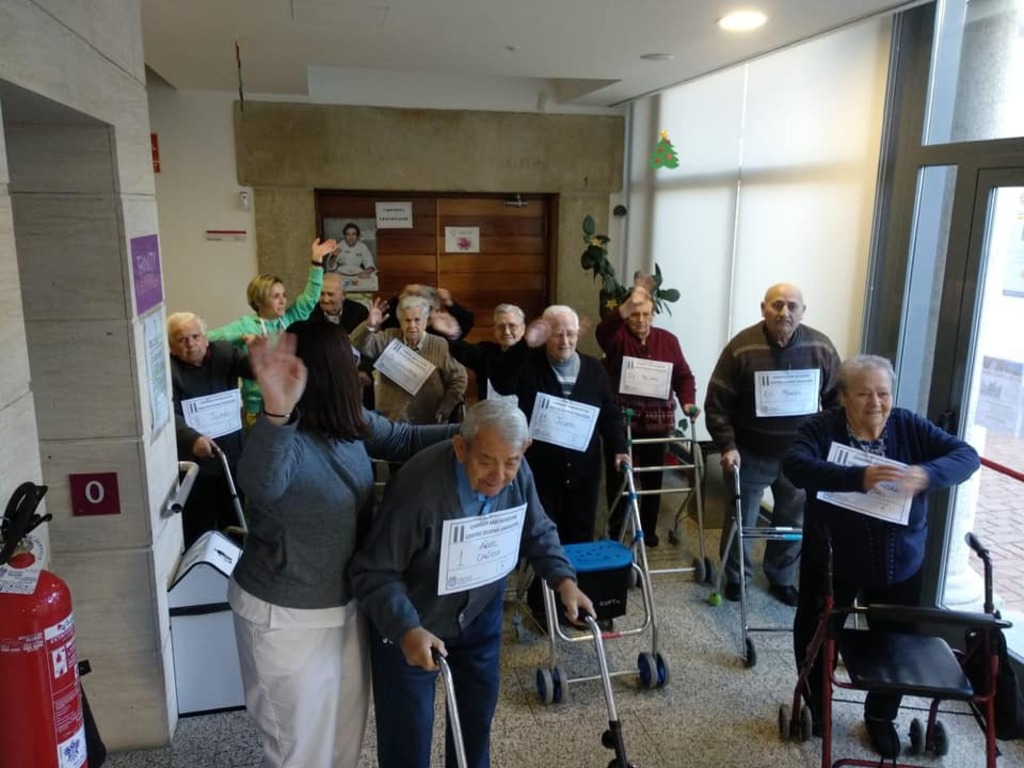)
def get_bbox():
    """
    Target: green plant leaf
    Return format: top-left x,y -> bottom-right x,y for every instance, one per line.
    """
660,288 -> 681,302
581,252 -> 594,269
595,235 -> 610,246
583,215 -> 596,237
586,244 -> 606,263
602,275 -> 618,293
